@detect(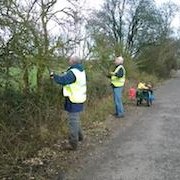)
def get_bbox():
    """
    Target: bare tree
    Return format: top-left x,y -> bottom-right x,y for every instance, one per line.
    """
0,0 -> 87,93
